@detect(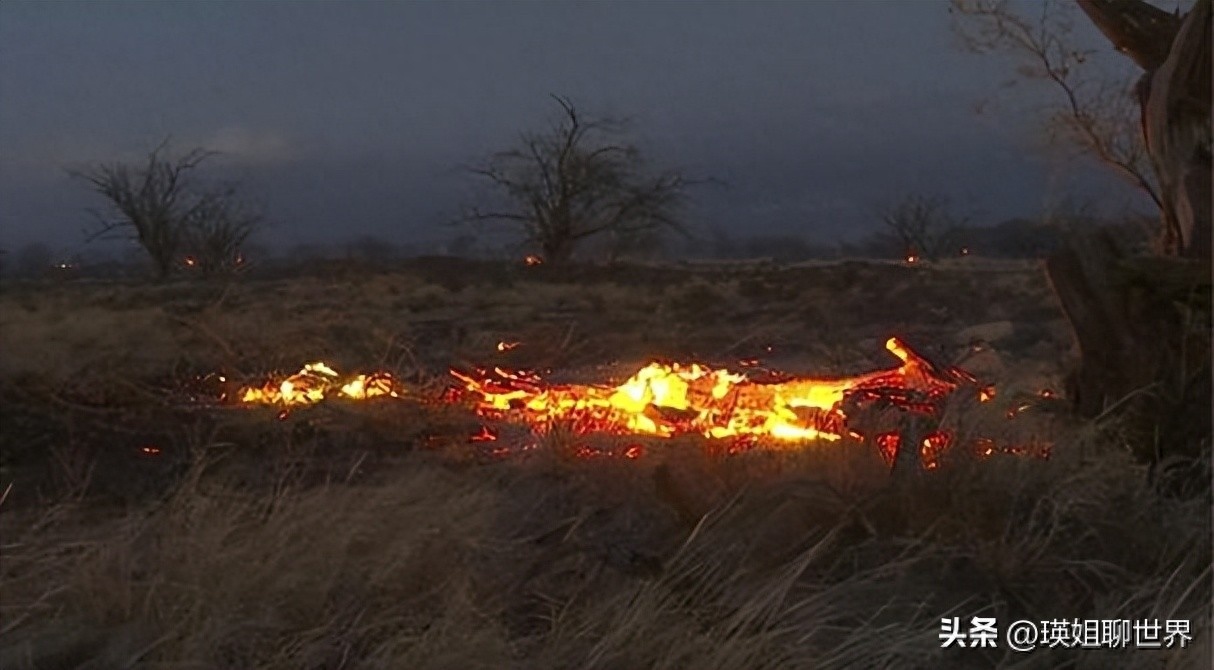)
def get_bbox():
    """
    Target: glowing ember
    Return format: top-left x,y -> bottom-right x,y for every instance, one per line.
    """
524,255 -> 543,266
470,425 -> 499,442
225,337 -> 1050,467
450,337 -> 972,445
239,362 -> 400,405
